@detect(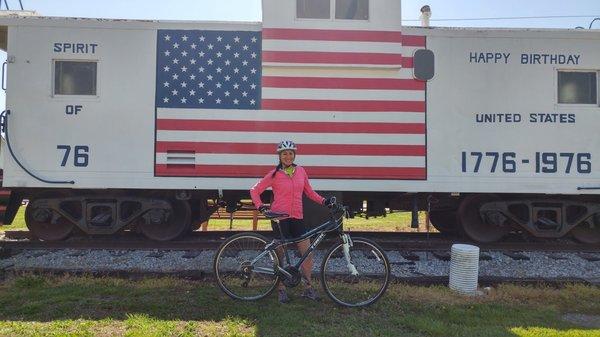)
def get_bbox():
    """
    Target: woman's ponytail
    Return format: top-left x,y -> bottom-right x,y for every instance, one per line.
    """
271,162 -> 282,178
